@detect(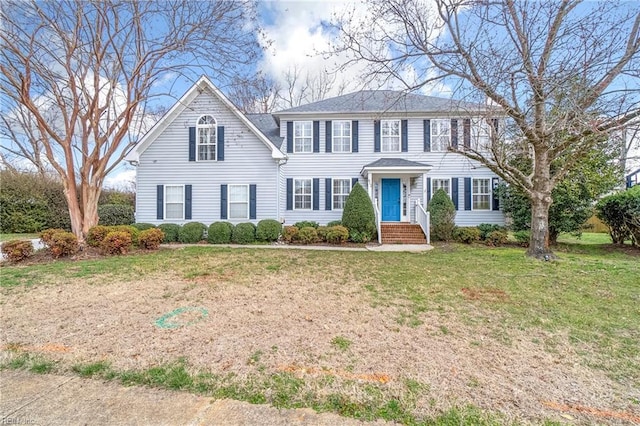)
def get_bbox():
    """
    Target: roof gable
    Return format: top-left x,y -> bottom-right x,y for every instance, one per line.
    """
126,76 -> 285,161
